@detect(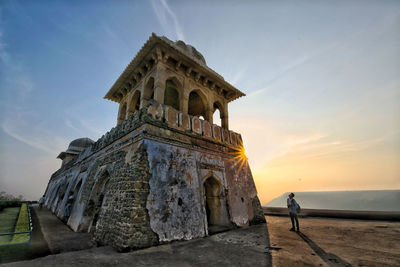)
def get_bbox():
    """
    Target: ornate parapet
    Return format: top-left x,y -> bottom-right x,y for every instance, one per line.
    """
142,100 -> 243,147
